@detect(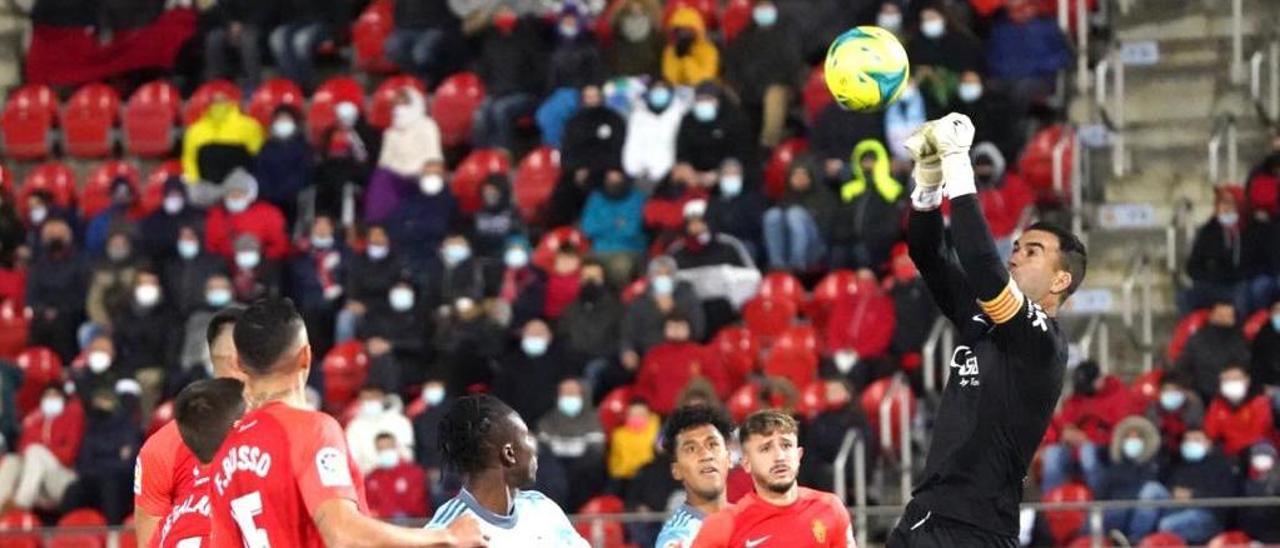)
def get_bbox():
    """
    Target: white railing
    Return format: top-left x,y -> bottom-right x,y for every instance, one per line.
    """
1060,0 -> 1091,93
1208,115 -> 1240,185
1051,126 -> 1086,239
833,428 -> 868,548
1120,250 -> 1155,371
1077,314 -> 1112,373
1095,45 -> 1127,176
877,373 -> 914,500
920,317 -> 954,397
1166,197 -> 1195,275
1231,0 -> 1245,84
1249,39 -> 1280,125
